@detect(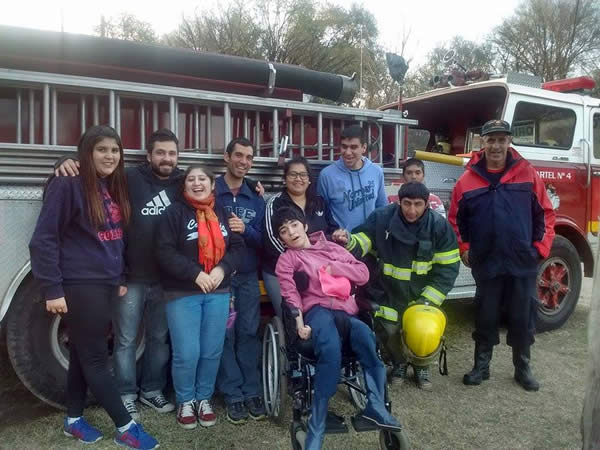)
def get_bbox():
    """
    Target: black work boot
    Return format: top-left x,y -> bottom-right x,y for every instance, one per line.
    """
512,346 -> 540,392
463,343 -> 493,385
